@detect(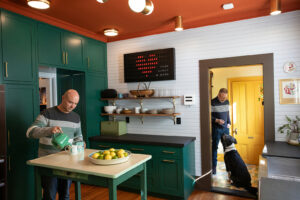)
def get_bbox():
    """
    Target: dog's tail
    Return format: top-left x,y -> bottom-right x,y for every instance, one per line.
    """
245,186 -> 258,197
